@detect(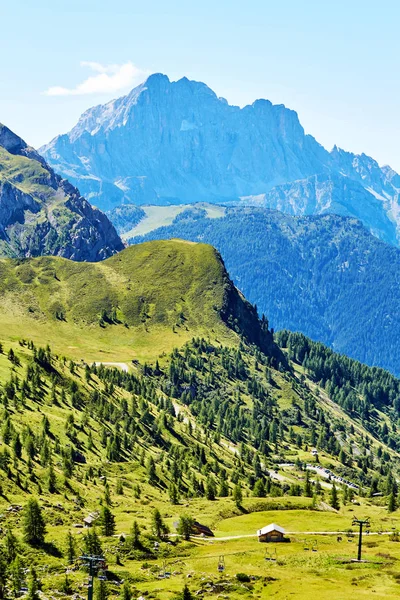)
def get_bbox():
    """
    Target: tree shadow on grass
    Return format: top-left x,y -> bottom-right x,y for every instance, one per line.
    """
42,541 -> 63,557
